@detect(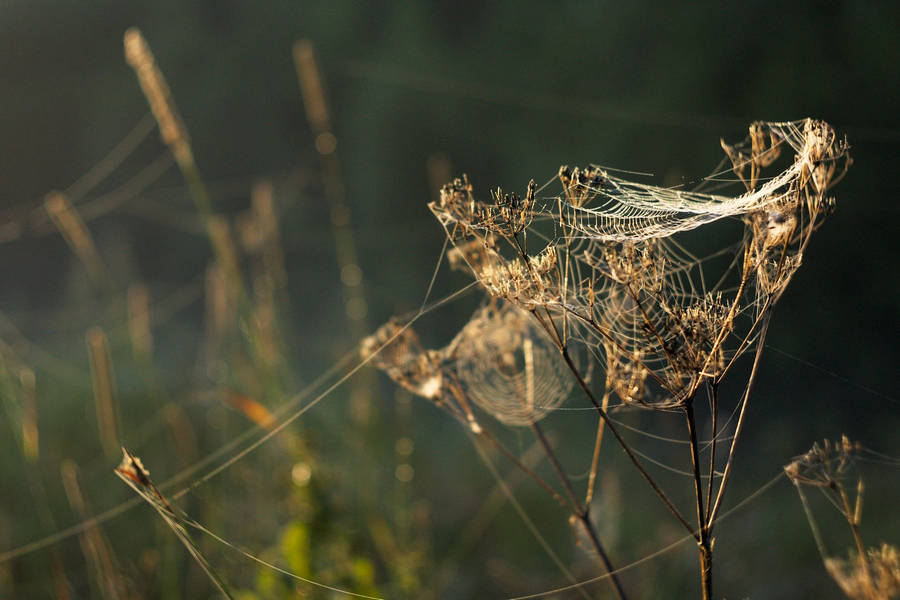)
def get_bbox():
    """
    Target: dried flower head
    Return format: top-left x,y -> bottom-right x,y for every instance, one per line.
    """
784,436 -> 862,489
115,447 -> 174,514
559,165 -> 607,208
604,341 -> 648,405
661,293 -> 730,378
360,319 -> 445,401
825,545 -> 900,600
